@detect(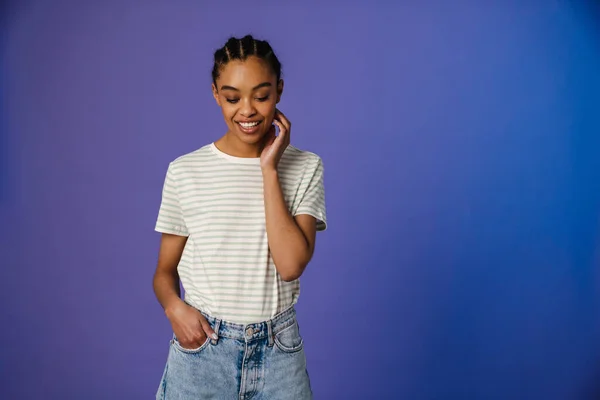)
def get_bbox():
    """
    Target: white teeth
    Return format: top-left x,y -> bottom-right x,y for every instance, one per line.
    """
239,121 -> 260,128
